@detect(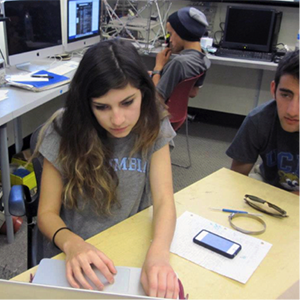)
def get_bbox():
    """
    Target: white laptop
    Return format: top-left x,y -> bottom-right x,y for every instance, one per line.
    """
0,258 -> 157,299
0,280 -> 153,299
